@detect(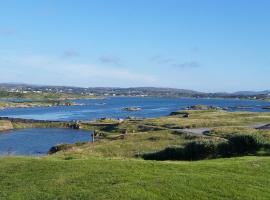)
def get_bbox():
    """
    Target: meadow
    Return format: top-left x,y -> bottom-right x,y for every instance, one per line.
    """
0,108 -> 270,199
